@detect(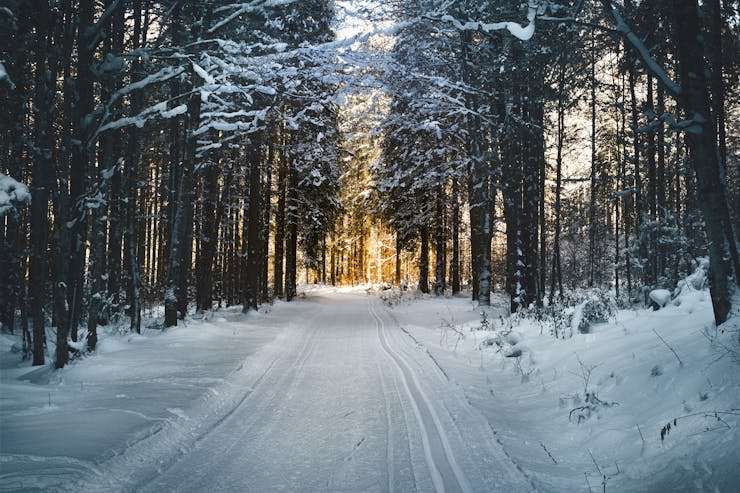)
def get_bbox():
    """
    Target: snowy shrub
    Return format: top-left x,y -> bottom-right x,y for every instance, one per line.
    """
0,174 -> 31,218
650,364 -> 663,377
527,289 -> 616,338
573,290 -> 616,334
438,313 -> 465,350
566,356 -> 618,424
377,286 -> 428,307
672,257 -> 708,298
